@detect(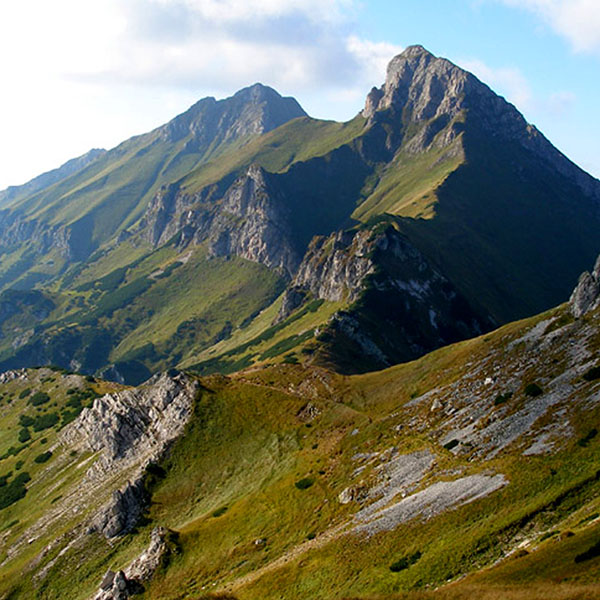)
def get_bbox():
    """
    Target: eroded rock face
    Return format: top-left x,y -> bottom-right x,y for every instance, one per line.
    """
277,224 -> 489,369
207,165 -> 300,277
90,478 -> 147,538
64,372 -> 197,471
61,372 -> 198,538
362,45 -> 600,198
570,255 -> 600,318
139,165 -> 300,278
92,527 -> 171,600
